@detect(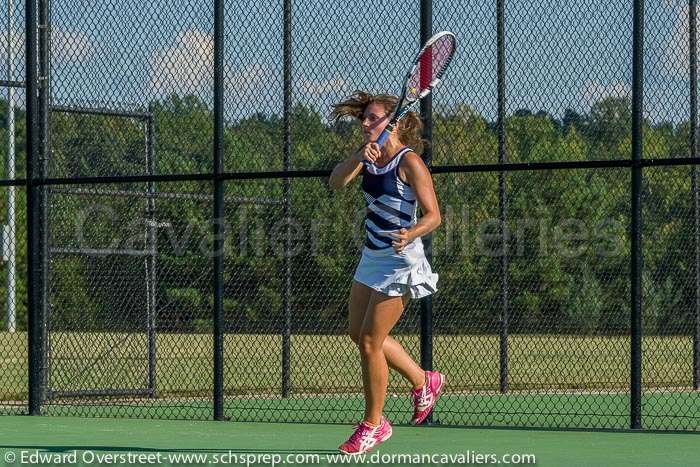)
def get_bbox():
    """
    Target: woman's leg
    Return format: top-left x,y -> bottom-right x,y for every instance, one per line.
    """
357,290 -> 408,425
348,281 -> 372,345
382,294 -> 425,390
348,283 -> 424,391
